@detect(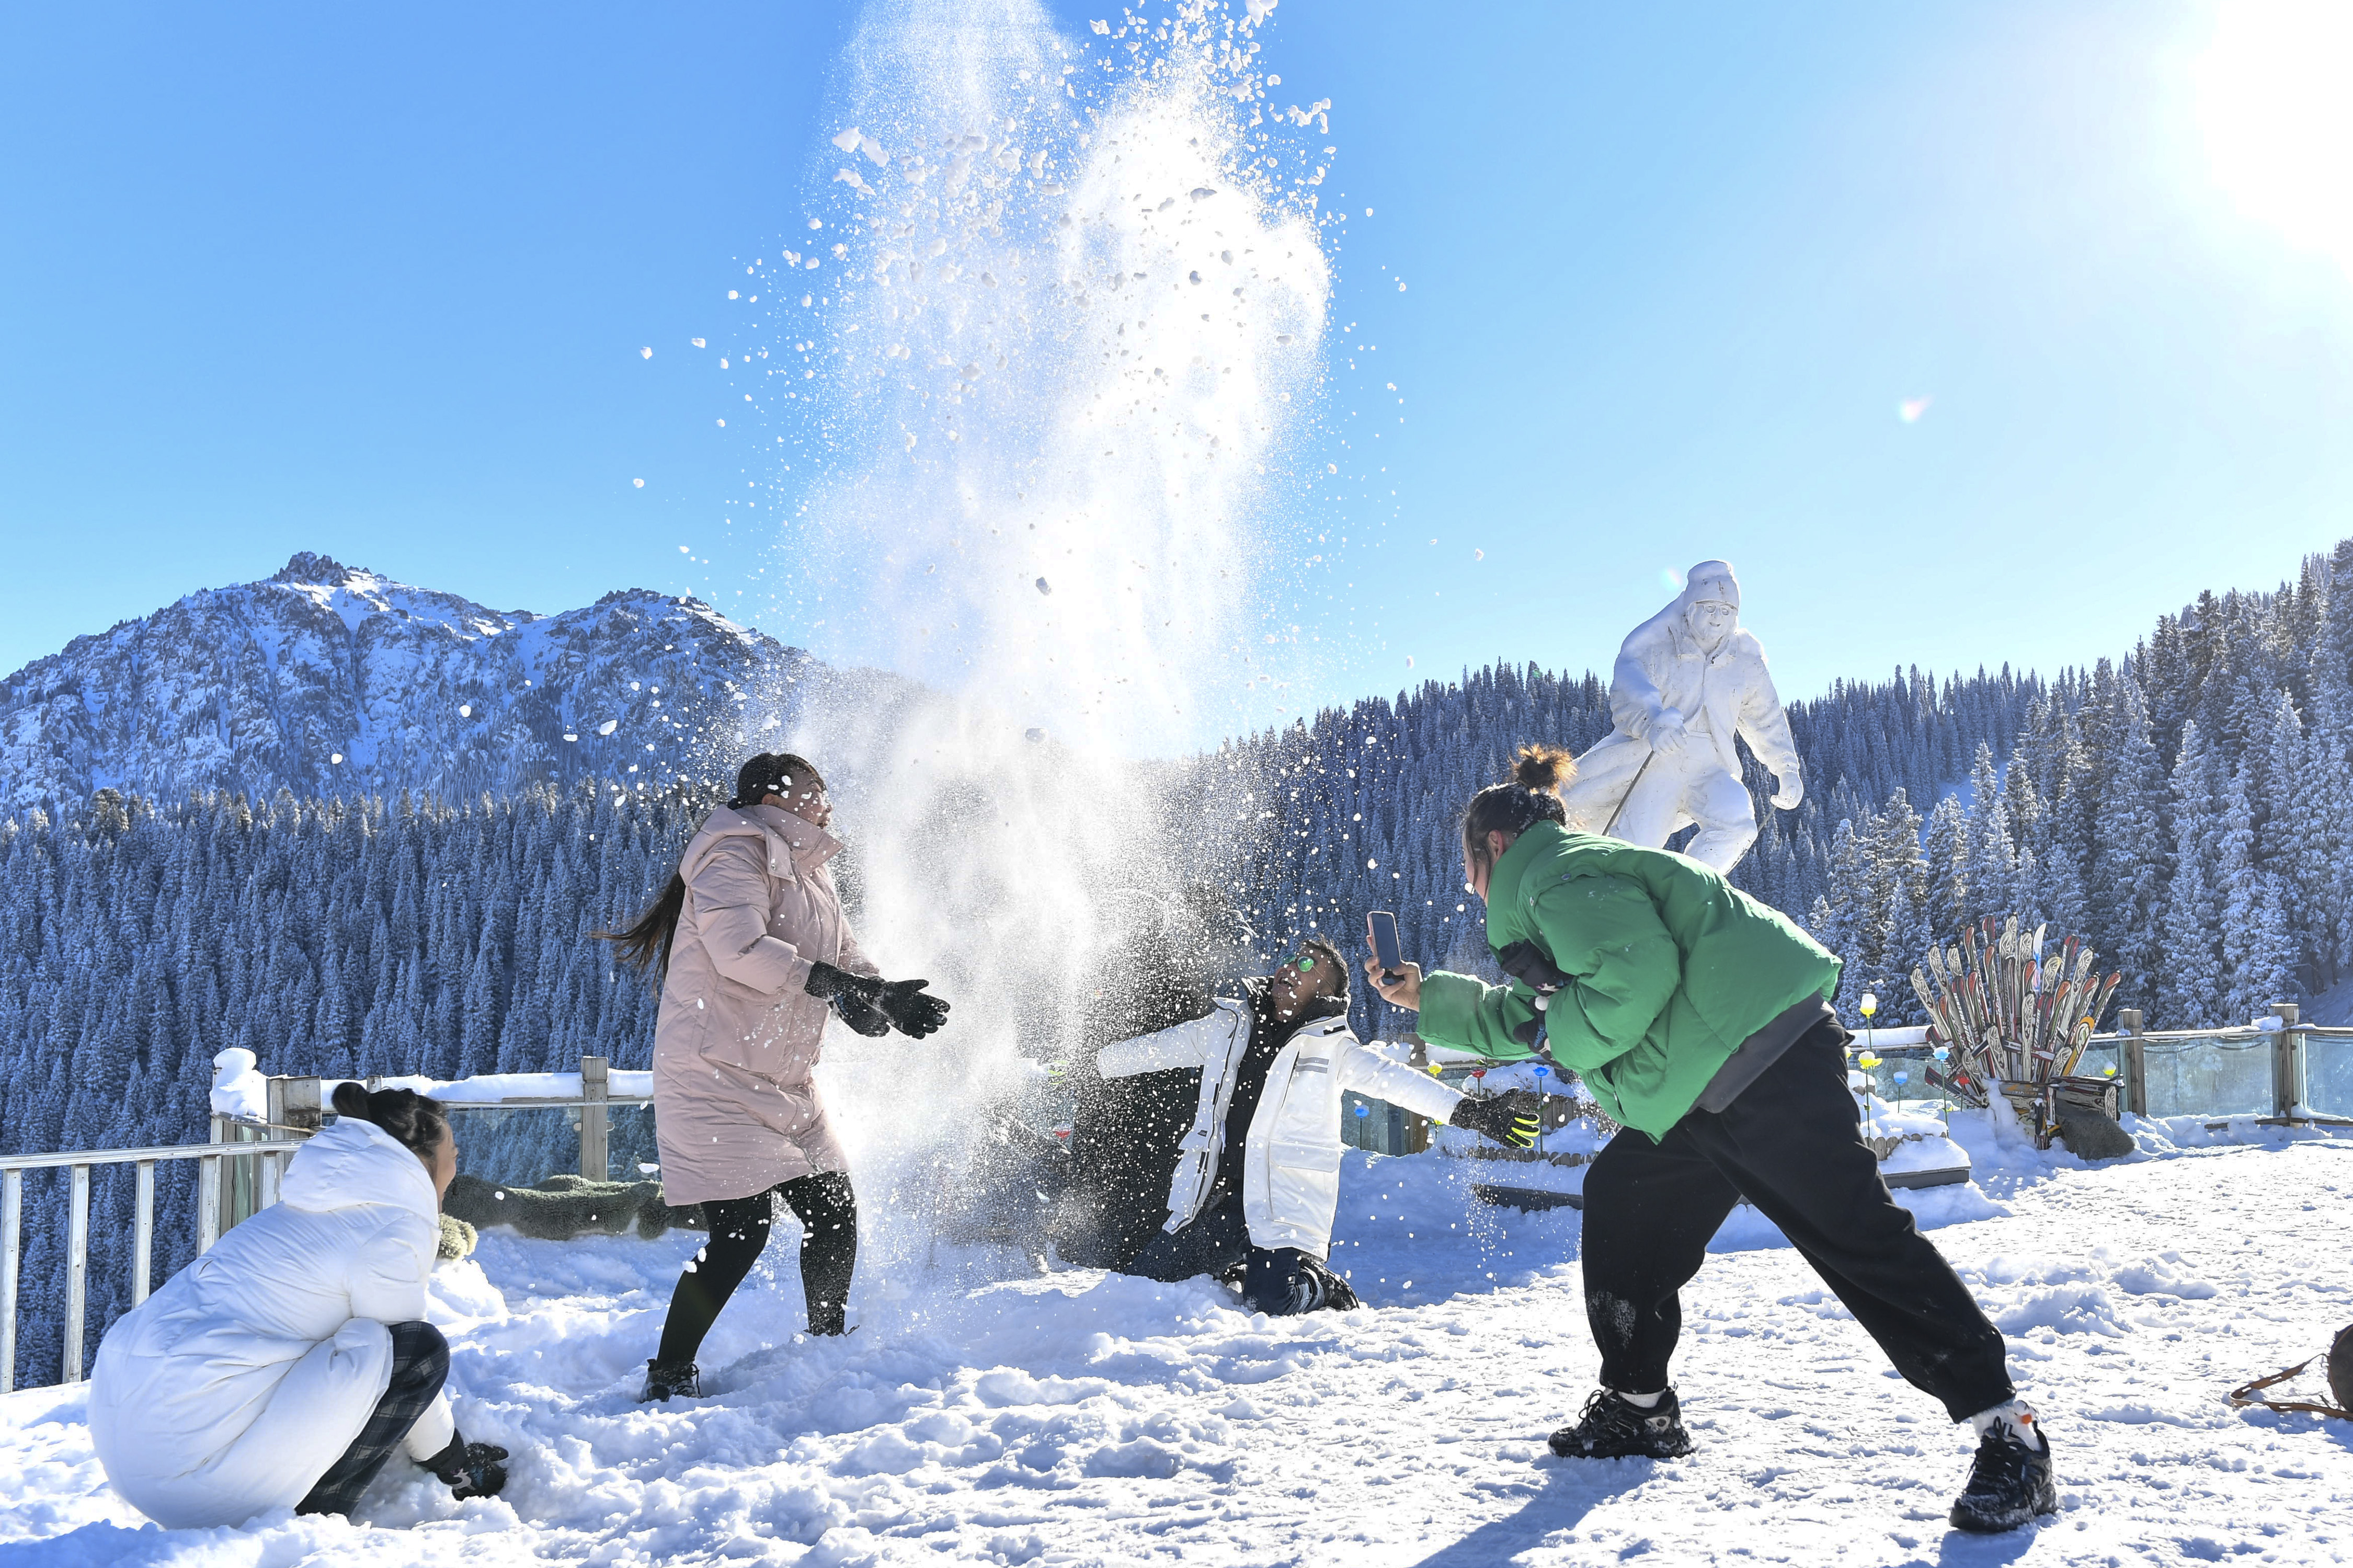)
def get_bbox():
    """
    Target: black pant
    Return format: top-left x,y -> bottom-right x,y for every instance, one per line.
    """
1129,1193 -> 1250,1283
656,1171 -> 858,1365
1579,1021 -> 2013,1423
296,1320 -> 449,1516
1128,1195 -> 1315,1314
